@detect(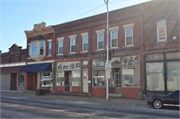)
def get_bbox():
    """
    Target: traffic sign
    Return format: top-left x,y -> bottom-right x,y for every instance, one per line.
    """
106,71 -> 111,79
105,63 -> 111,72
